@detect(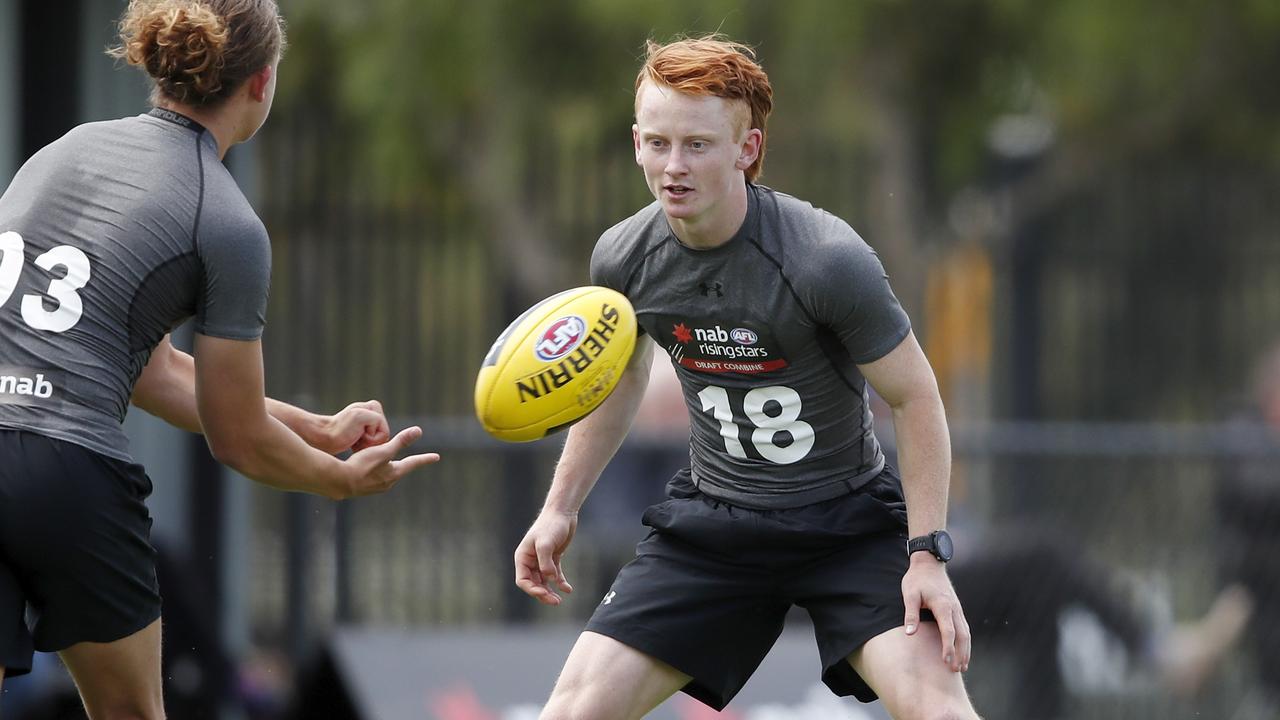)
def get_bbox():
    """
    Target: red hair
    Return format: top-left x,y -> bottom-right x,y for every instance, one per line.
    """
636,35 -> 774,182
